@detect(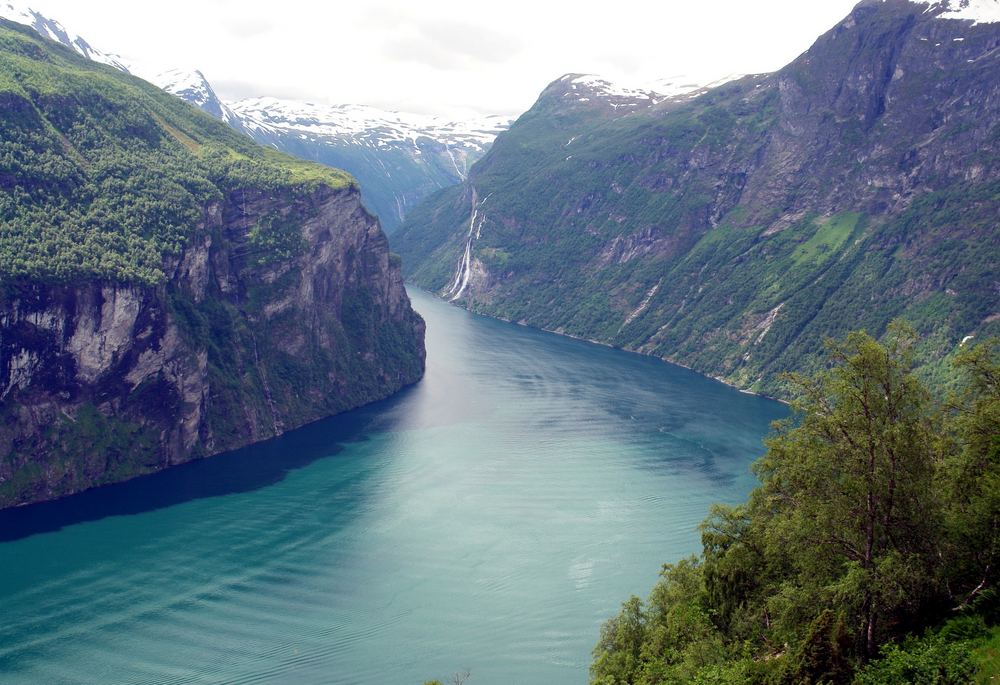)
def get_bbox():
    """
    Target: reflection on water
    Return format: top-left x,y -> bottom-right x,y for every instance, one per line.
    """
0,288 -> 786,684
